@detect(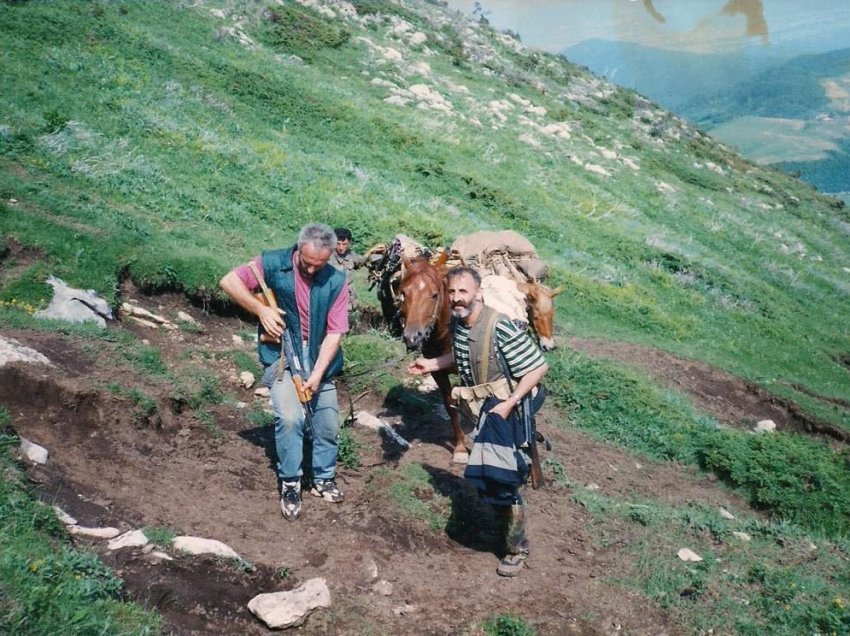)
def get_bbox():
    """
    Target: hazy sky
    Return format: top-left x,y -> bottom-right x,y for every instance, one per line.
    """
445,1 -> 850,55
